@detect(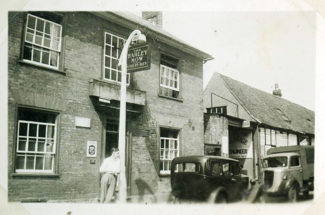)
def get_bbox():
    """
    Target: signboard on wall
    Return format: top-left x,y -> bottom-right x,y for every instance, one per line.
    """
127,44 -> 150,72
87,141 -> 97,157
229,129 -> 253,159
